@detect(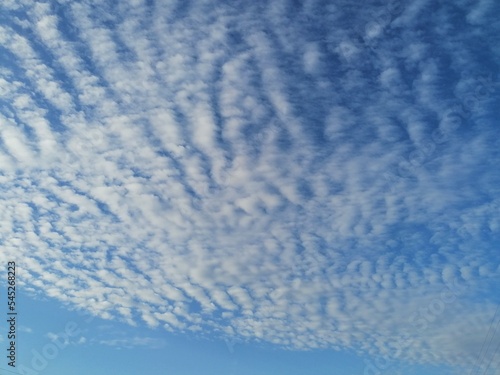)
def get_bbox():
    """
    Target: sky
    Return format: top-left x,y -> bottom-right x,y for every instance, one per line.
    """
0,0 -> 499,374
